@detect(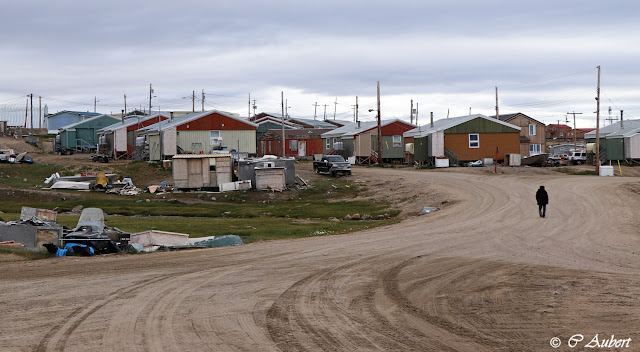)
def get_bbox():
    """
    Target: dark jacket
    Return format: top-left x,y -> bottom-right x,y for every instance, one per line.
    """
536,186 -> 548,205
